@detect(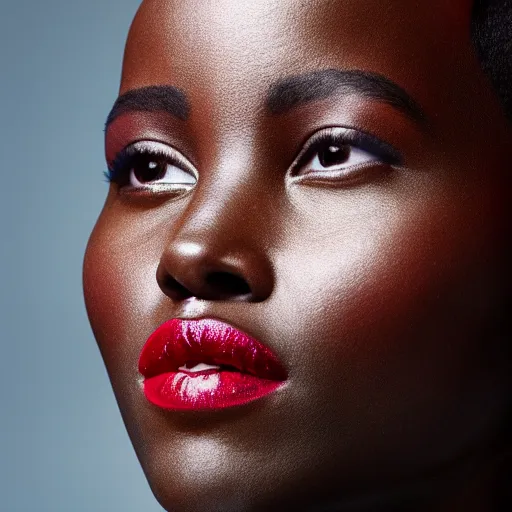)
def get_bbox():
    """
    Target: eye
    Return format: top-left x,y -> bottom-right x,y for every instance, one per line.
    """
309,144 -> 378,172
291,127 -> 402,182
105,140 -> 197,195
